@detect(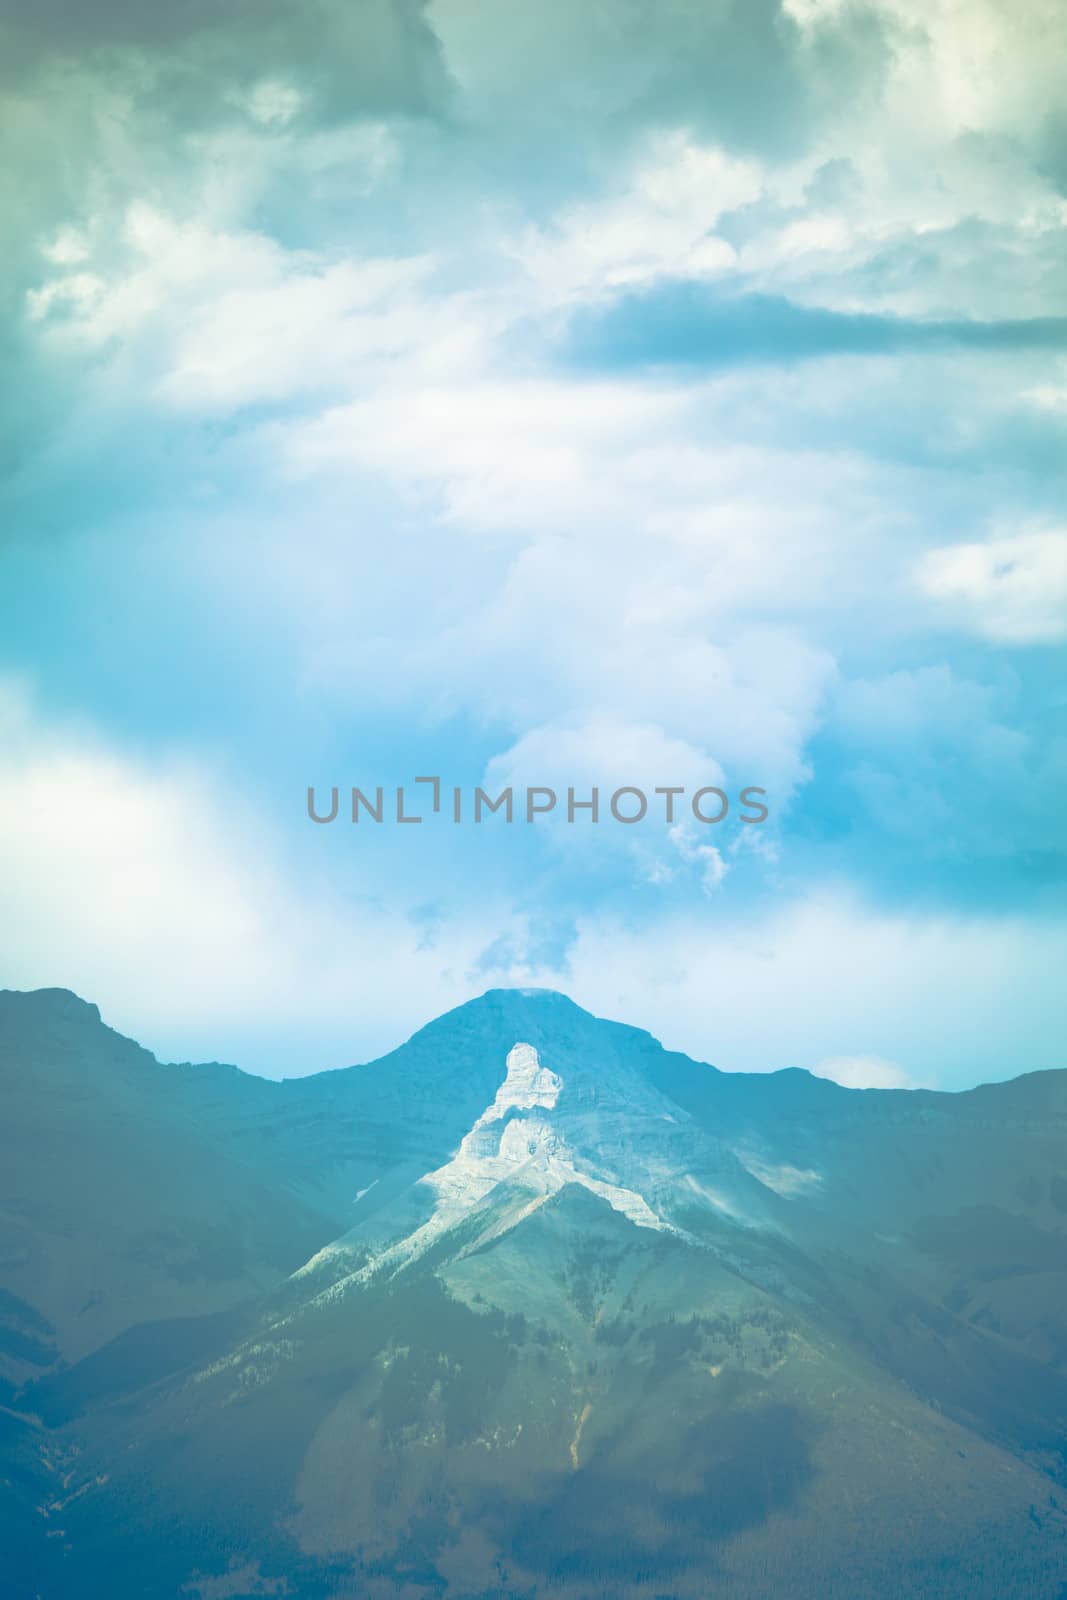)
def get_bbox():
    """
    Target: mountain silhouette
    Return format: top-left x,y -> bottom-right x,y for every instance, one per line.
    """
2,986 -> 1066,1598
